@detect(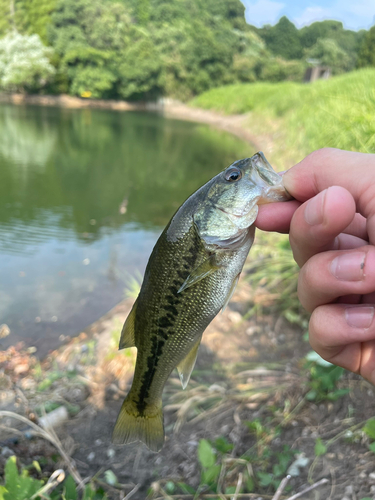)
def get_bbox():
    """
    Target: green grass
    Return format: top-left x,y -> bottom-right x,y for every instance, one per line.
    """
191,68 -> 375,158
